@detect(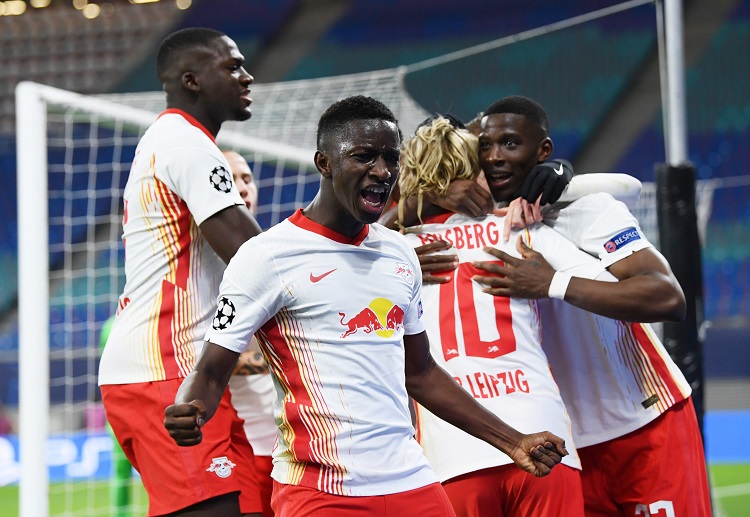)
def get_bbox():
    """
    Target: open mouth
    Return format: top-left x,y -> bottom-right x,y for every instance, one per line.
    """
485,170 -> 513,189
360,184 -> 389,213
